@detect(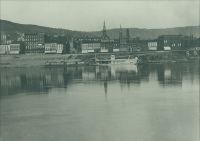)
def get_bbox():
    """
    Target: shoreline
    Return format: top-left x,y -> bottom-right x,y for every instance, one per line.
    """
0,53 -> 198,68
